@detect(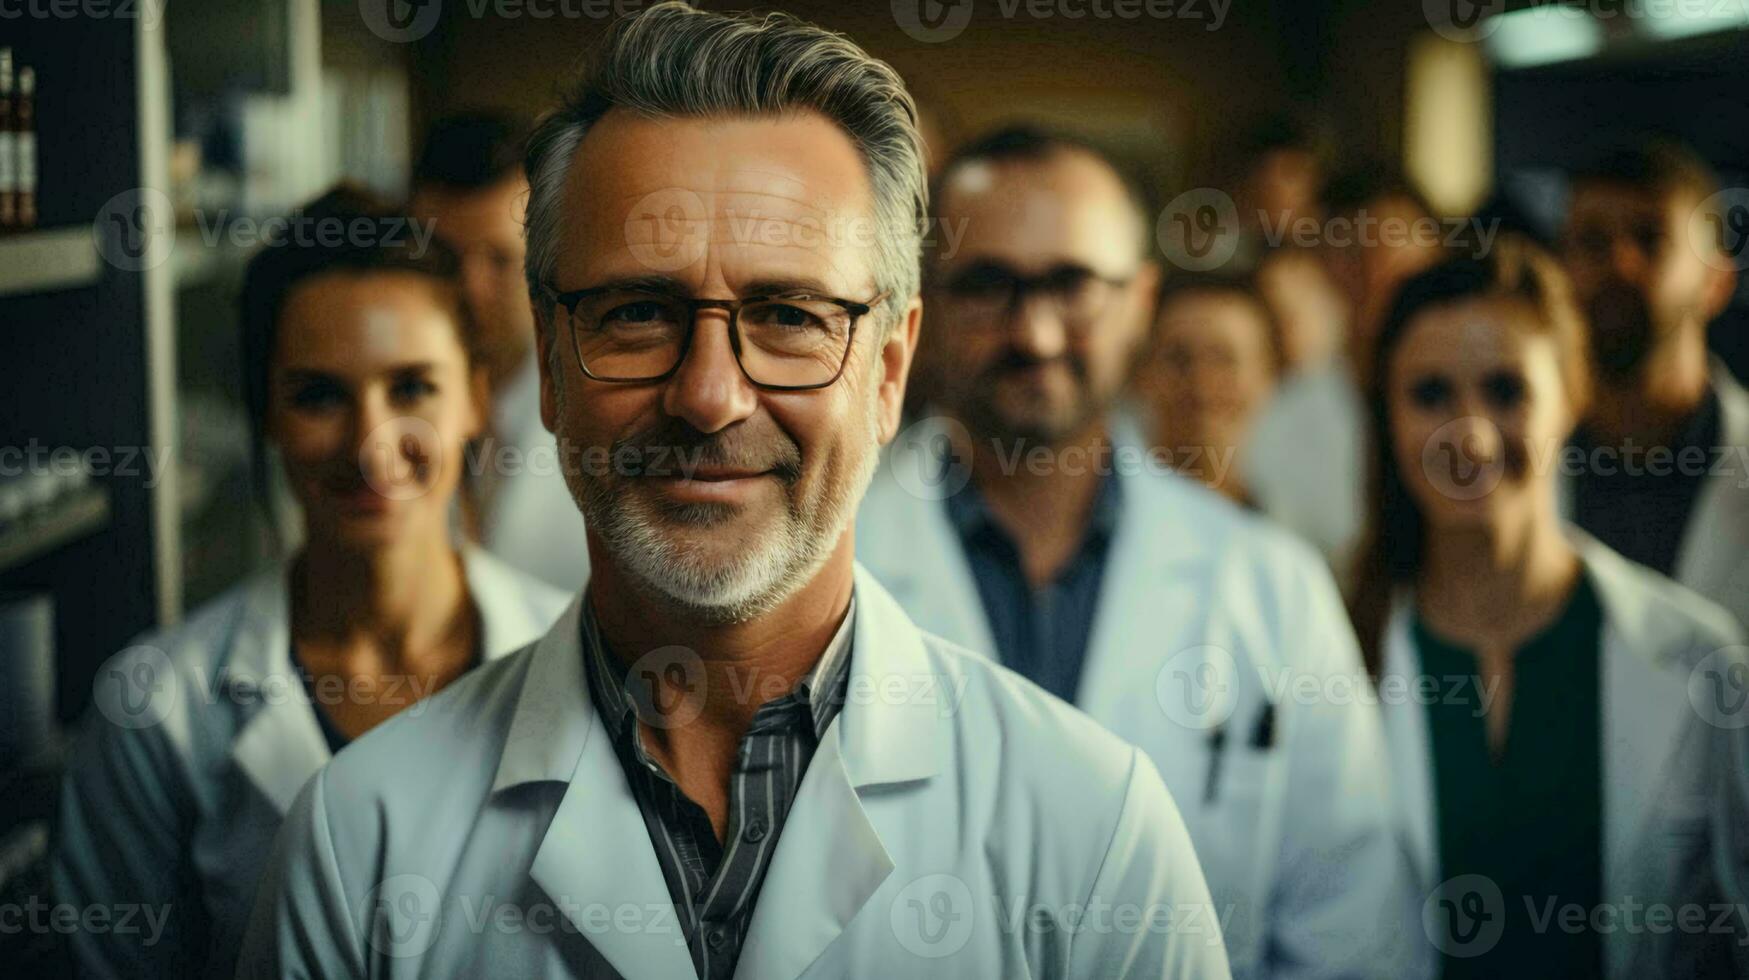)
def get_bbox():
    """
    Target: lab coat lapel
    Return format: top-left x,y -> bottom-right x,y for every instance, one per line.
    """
226,548 -> 550,816
1378,596 -> 1438,891
460,543 -> 558,660
1075,469 -> 1221,719
861,421 -> 998,658
222,566 -> 333,815
731,727 -> 893,980
733,569 -> 943,980
1673,362 -> 1749,608
1383,535 -> 1708,921
499,598 -> 700,980
1579,539 -> 1697,915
